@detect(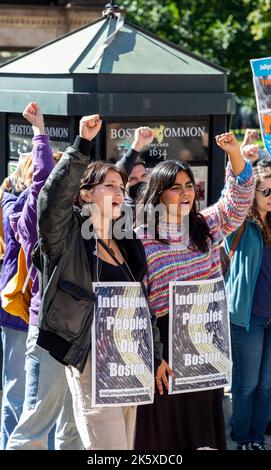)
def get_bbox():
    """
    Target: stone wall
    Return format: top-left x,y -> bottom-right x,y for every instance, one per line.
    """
0,2 -> 105,49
